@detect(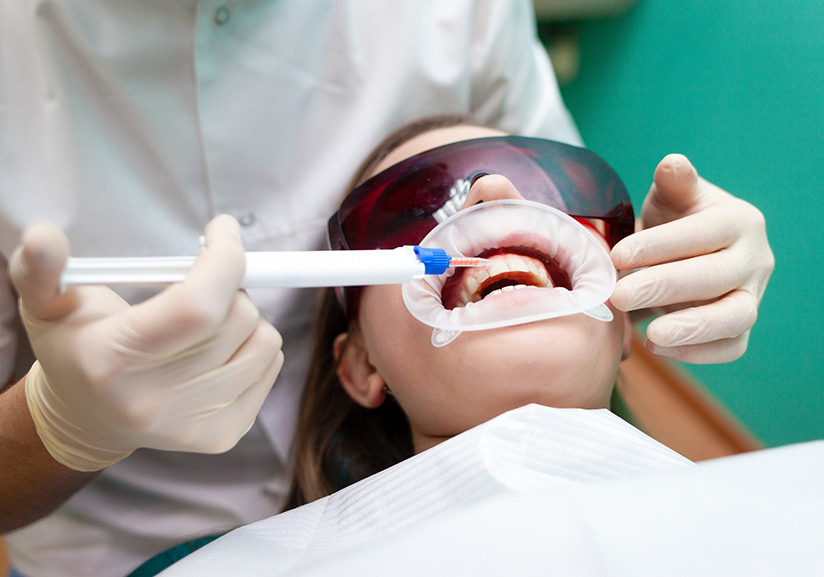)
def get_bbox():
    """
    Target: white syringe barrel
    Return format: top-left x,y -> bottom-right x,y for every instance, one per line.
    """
242,246 -> 426,288
61,246 -> 428,289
